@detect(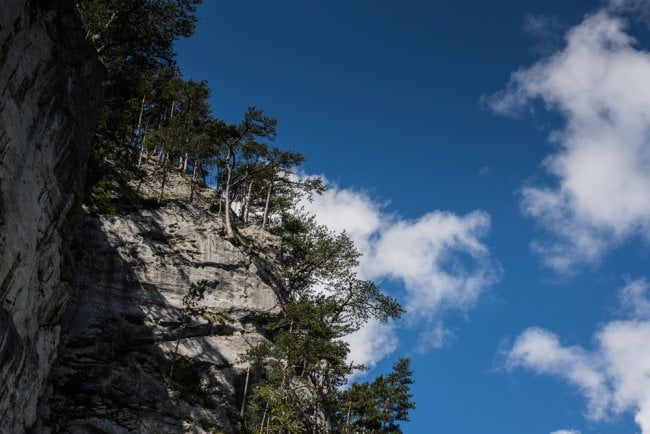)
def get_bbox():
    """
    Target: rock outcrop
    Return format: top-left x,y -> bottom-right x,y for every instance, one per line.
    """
36,169 -> 286,433
1,2 -> 286,432
0,0 -> 102,432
